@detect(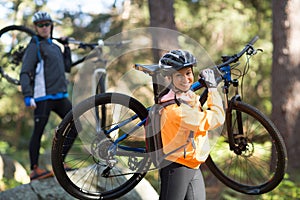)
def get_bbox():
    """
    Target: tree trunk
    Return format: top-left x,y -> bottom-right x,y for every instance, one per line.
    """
271,0 -> 300,176
148,0 -> 179,61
